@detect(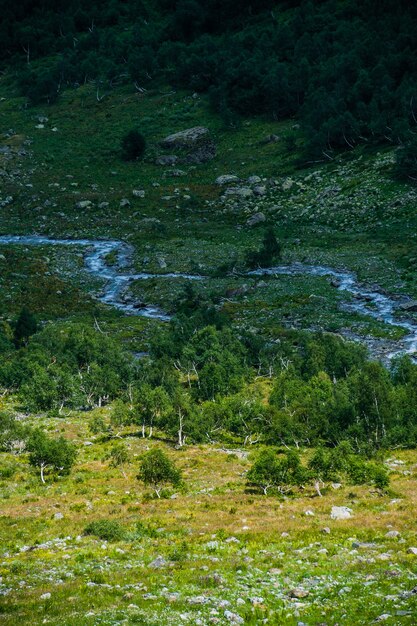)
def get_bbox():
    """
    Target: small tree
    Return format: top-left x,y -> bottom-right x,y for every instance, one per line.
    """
27,429 -> 76,483
137,448 -> 181,498
121,130 -> 146,161
107,442 -> 129,478
245,227 -> 282,269
13,307 -> 37,348
395,138 -> 417,182
247,449 -> 308,495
